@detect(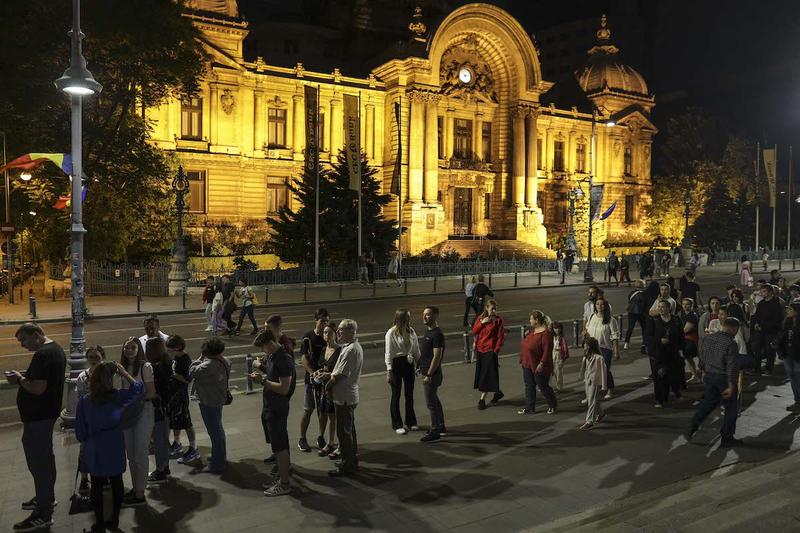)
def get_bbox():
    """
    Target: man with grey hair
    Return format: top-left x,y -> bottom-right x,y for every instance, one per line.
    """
7,323 -> 66,531
319,318 -> 363,477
